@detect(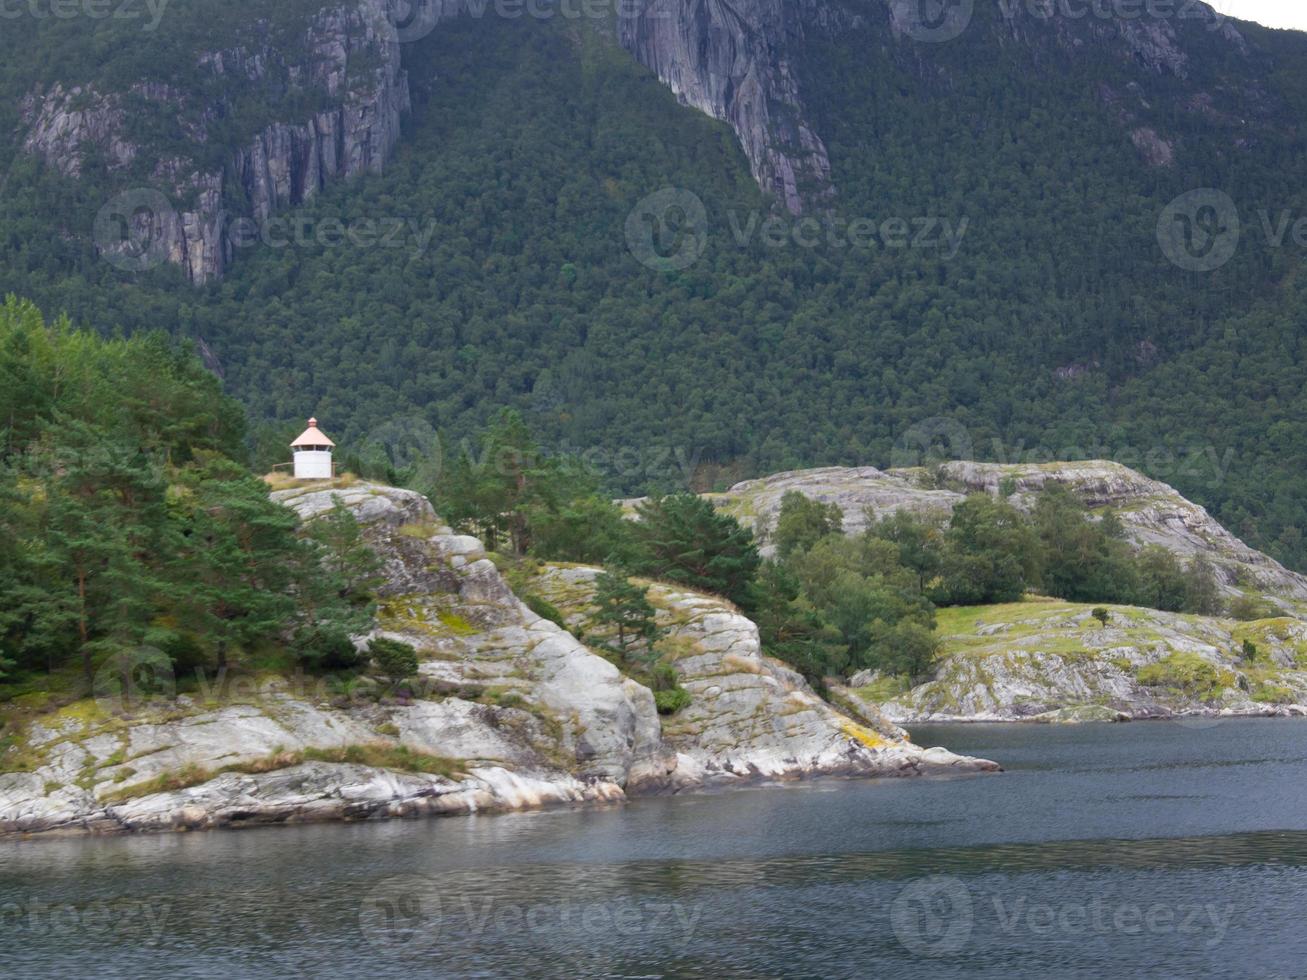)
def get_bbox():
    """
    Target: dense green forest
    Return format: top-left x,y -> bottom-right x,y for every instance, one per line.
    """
0,298 -> 377,694
0,6 -> 1305,573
